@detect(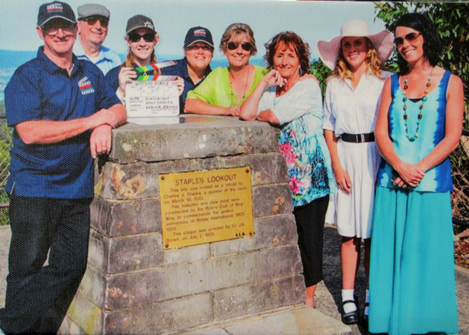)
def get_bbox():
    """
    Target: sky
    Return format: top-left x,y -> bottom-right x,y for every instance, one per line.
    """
0,0 -> 388,60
